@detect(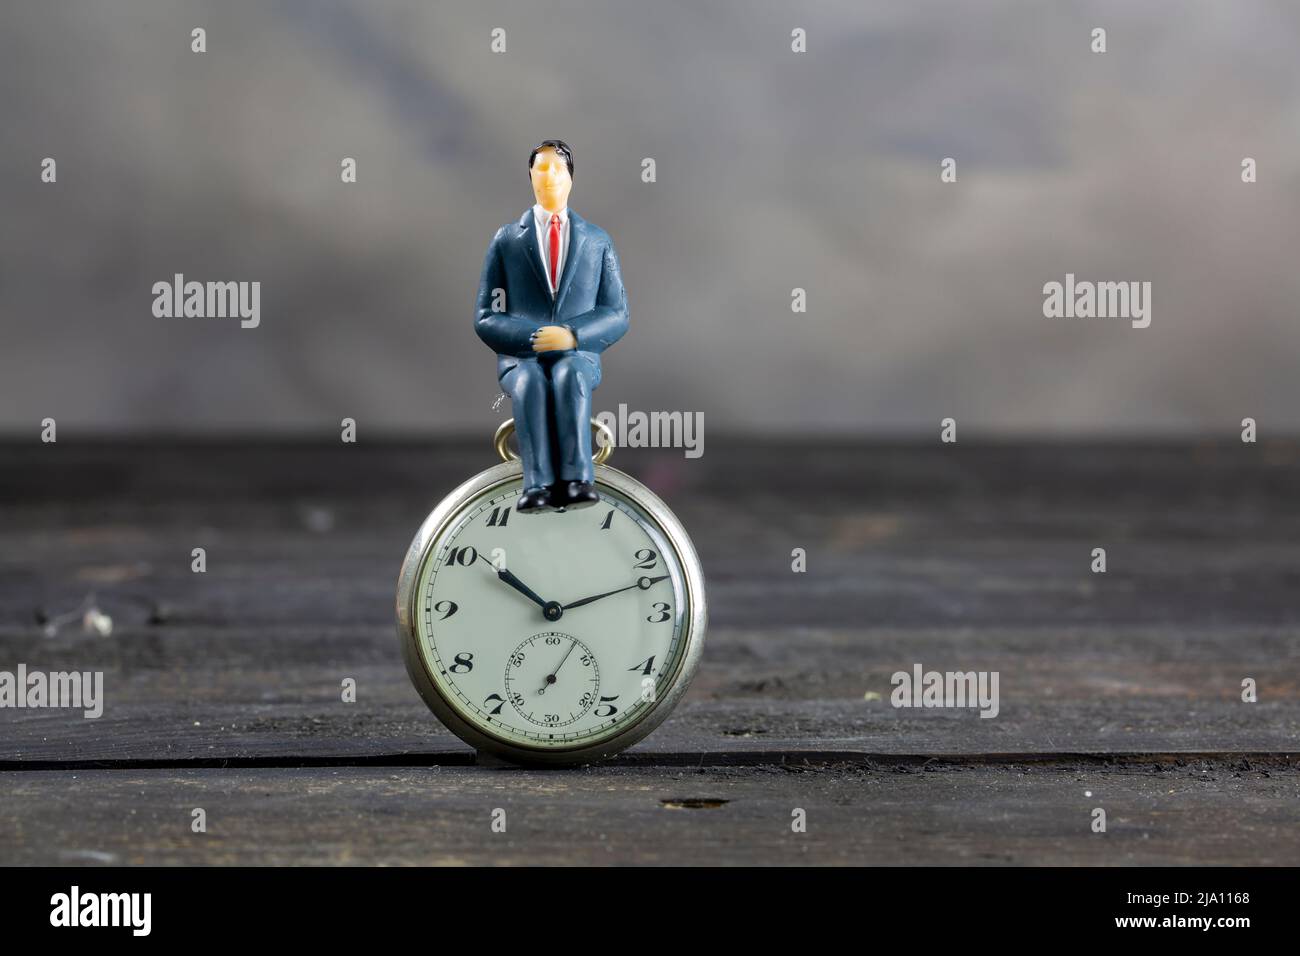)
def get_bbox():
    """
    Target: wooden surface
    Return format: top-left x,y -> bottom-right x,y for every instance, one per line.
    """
1,438 -> 1297,865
